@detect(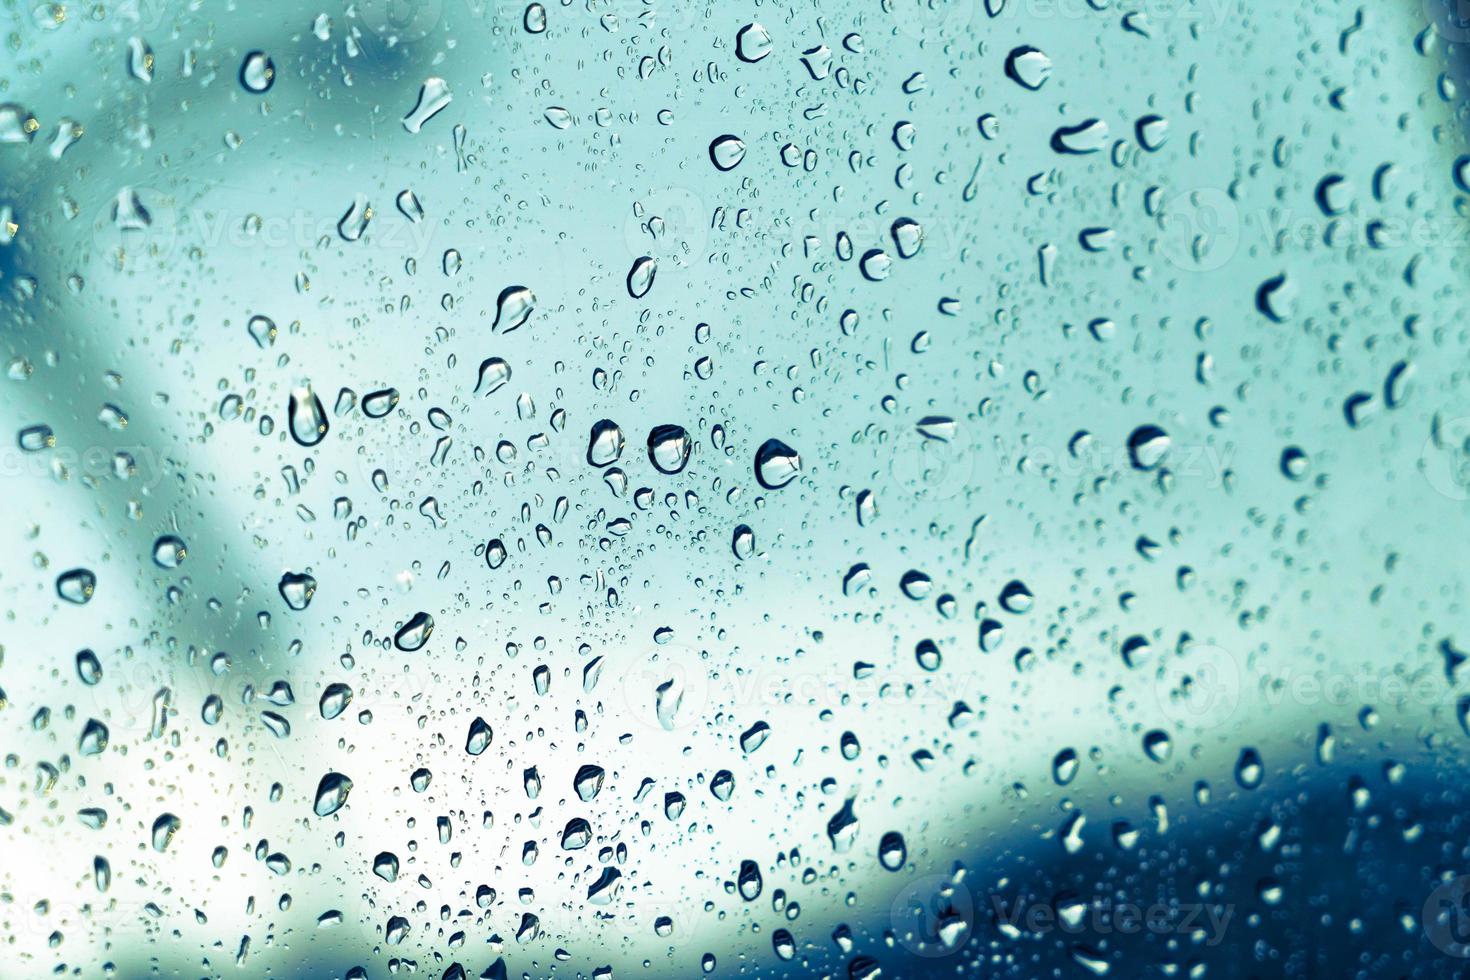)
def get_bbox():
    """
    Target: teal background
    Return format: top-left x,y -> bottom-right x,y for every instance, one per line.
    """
2,0 -> 1470,976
